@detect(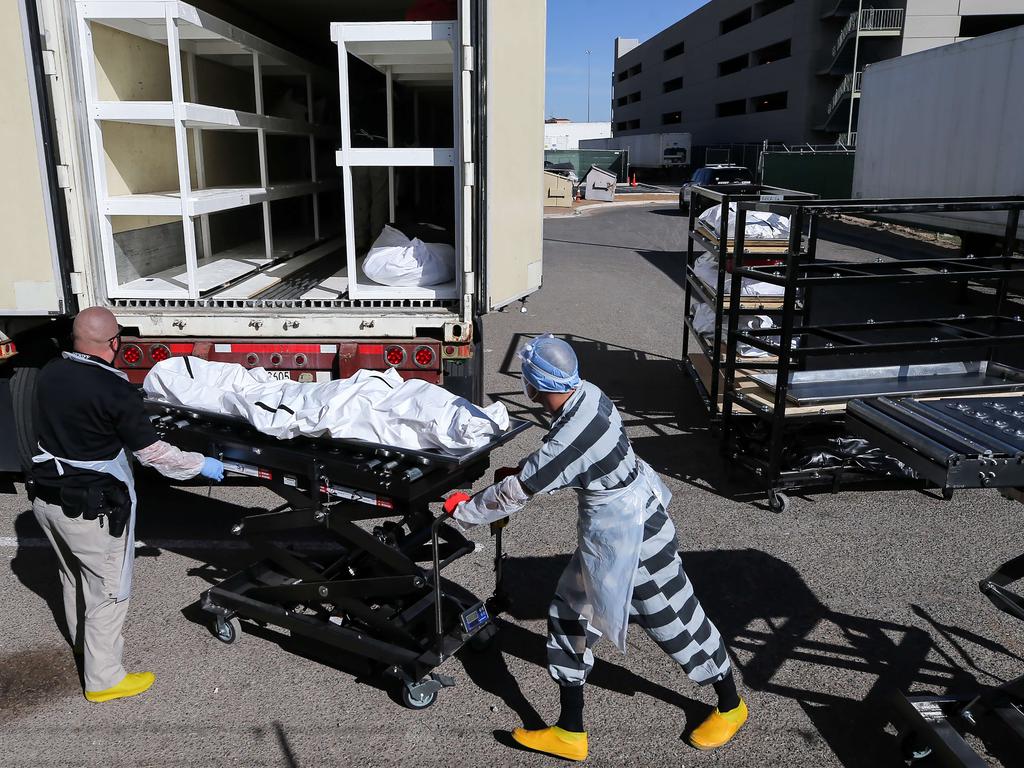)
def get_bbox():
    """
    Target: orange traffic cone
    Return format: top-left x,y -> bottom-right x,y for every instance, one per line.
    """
630,173 -> 638,188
